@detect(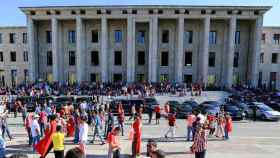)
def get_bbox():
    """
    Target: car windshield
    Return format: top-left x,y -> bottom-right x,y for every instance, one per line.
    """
258,105 -> 274,111
205,105 -> 219,110
180,105 -> 192,110
183,101 -> 198,107
225,106 -> 239,111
